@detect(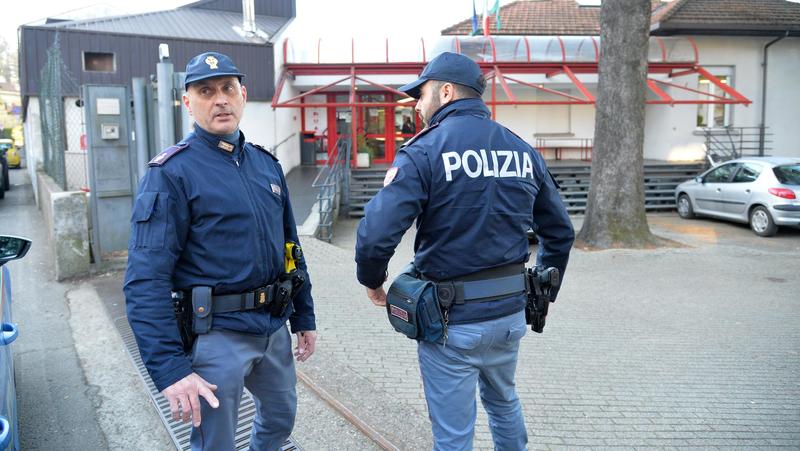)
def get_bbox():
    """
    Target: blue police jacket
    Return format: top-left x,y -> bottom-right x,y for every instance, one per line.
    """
355,98 -> 574,324
124,125 -> 315,392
